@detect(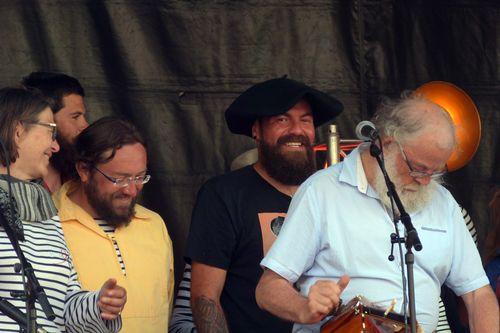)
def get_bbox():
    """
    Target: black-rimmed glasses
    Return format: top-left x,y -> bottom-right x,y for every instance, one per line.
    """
93,166 -> 151,188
